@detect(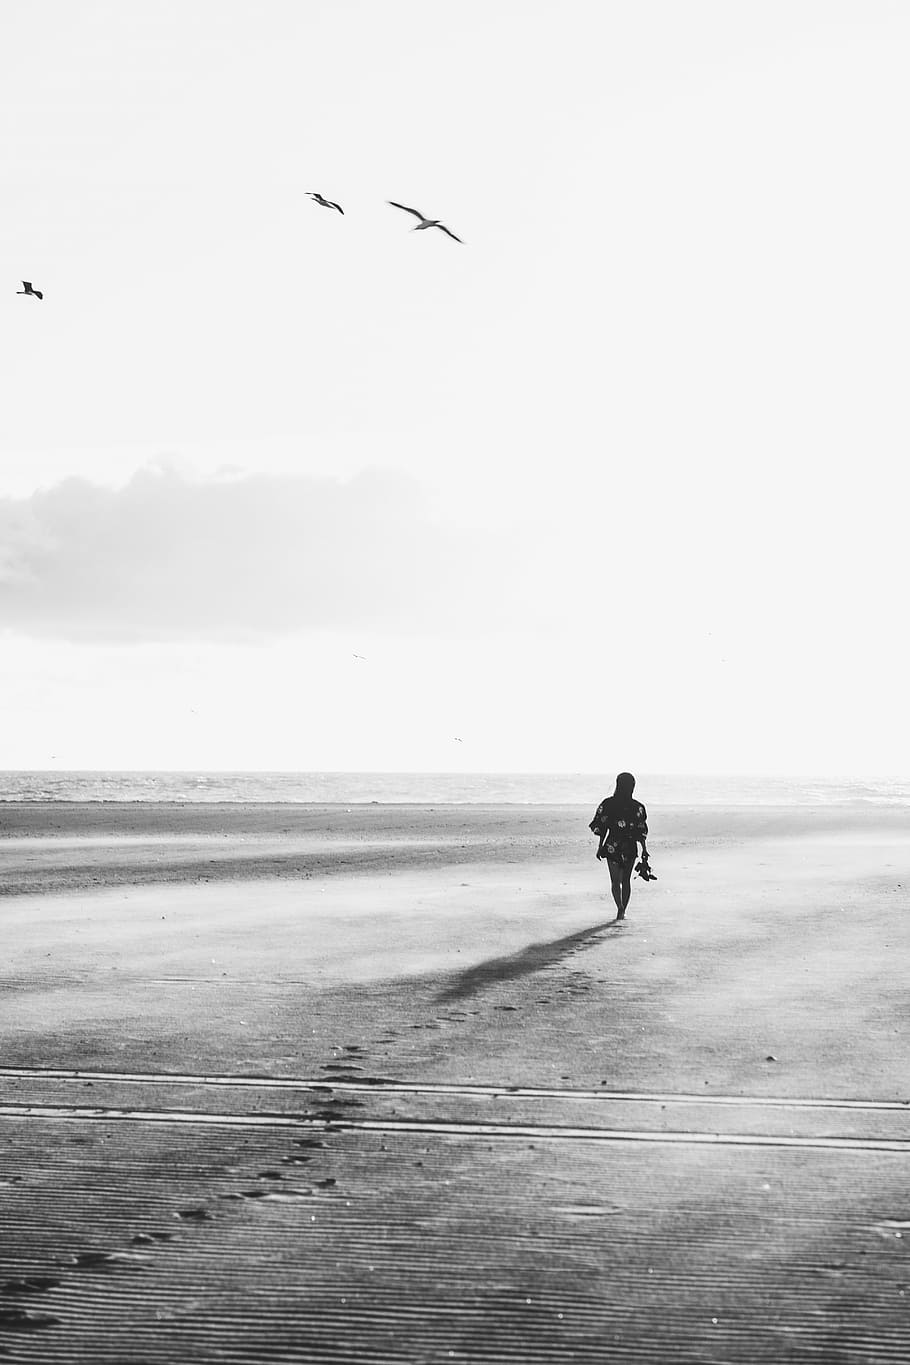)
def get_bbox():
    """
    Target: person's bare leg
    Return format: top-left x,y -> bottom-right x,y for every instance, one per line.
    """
621,870 -> 632,913
607,861 -> 624,917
